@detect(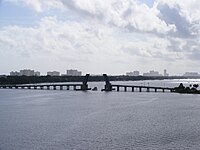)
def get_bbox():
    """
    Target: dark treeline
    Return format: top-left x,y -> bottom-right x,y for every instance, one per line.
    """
0,75 -> 193,85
